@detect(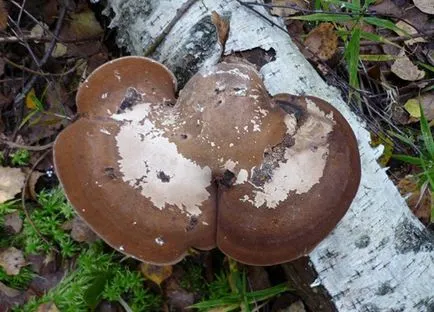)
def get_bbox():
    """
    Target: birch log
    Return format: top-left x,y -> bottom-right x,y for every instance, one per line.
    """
104,1 -> 434,311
